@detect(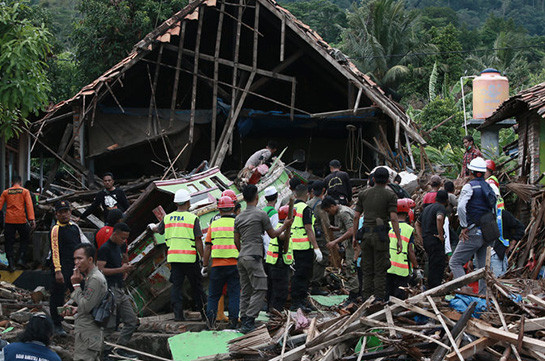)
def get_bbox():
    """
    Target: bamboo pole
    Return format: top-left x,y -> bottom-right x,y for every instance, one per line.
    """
169,22 -> 187,128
